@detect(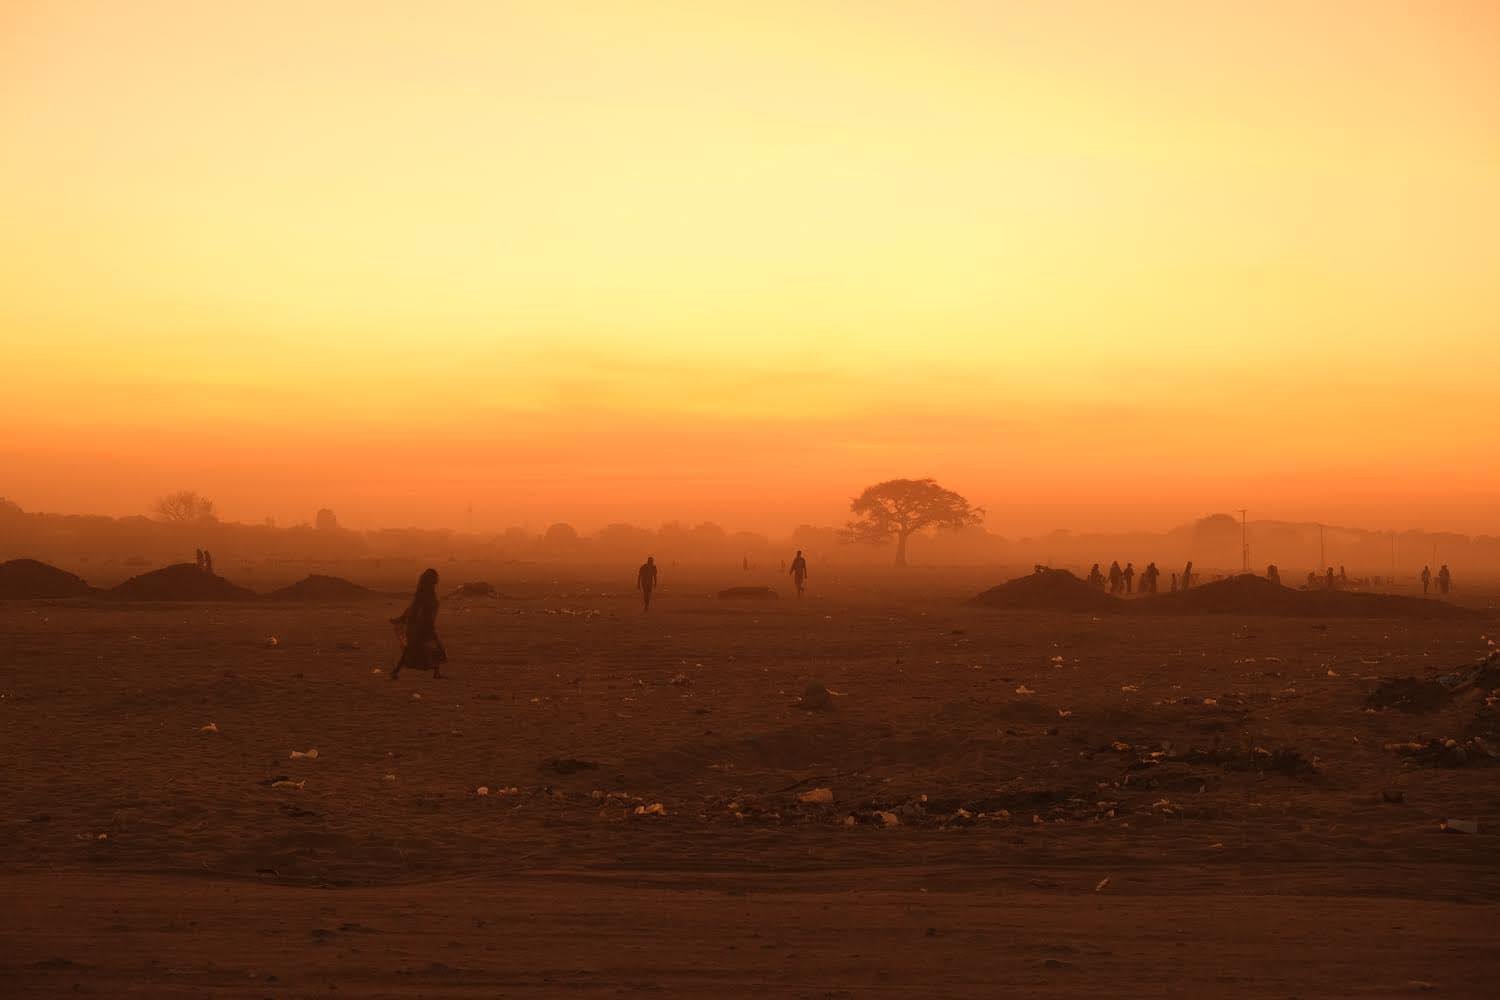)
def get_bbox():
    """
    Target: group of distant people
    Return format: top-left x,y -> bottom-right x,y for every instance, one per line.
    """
194,548 -> 214,574
386,551 -> 813,681
1421,564 -> 1452,596
1085,559 -> 1176,594
635,549 -> 811,610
